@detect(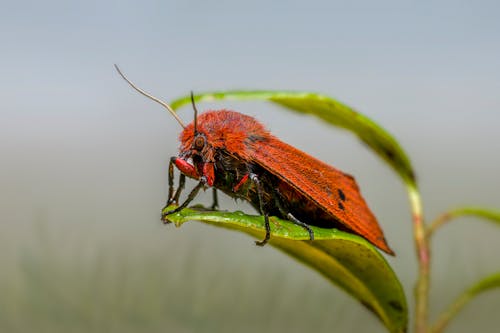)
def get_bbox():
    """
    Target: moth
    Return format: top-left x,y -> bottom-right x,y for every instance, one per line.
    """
116,65 -> 394,255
